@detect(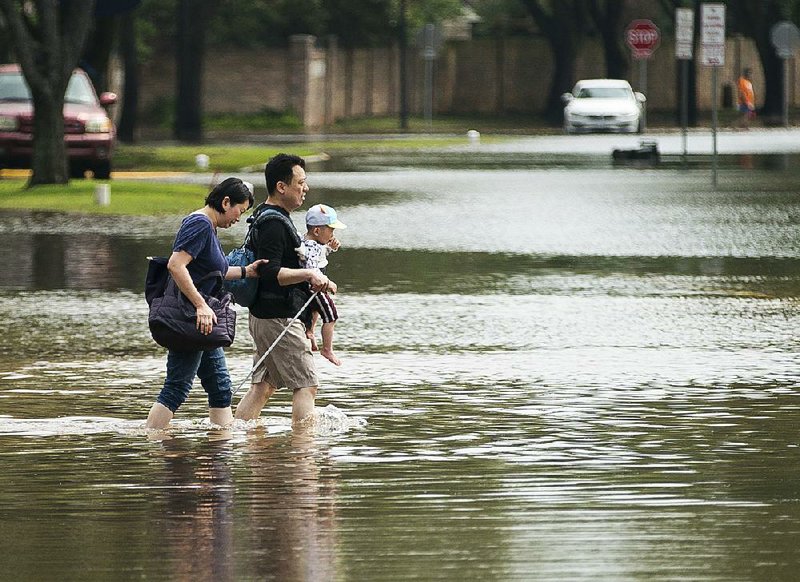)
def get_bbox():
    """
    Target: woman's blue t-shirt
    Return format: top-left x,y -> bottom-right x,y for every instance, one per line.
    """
172,213 -> 228,295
